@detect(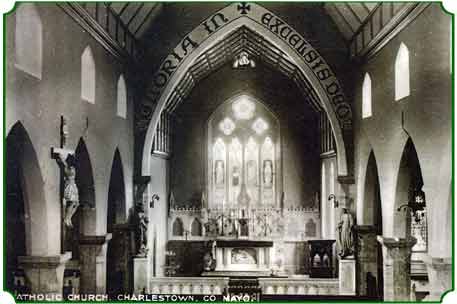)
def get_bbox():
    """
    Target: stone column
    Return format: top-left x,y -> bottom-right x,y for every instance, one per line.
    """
377,236 -> 416,301
423,255 -> 452,301
355,225 -> 378,296
18,252 -> 72,298
79,234 -> 112,294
